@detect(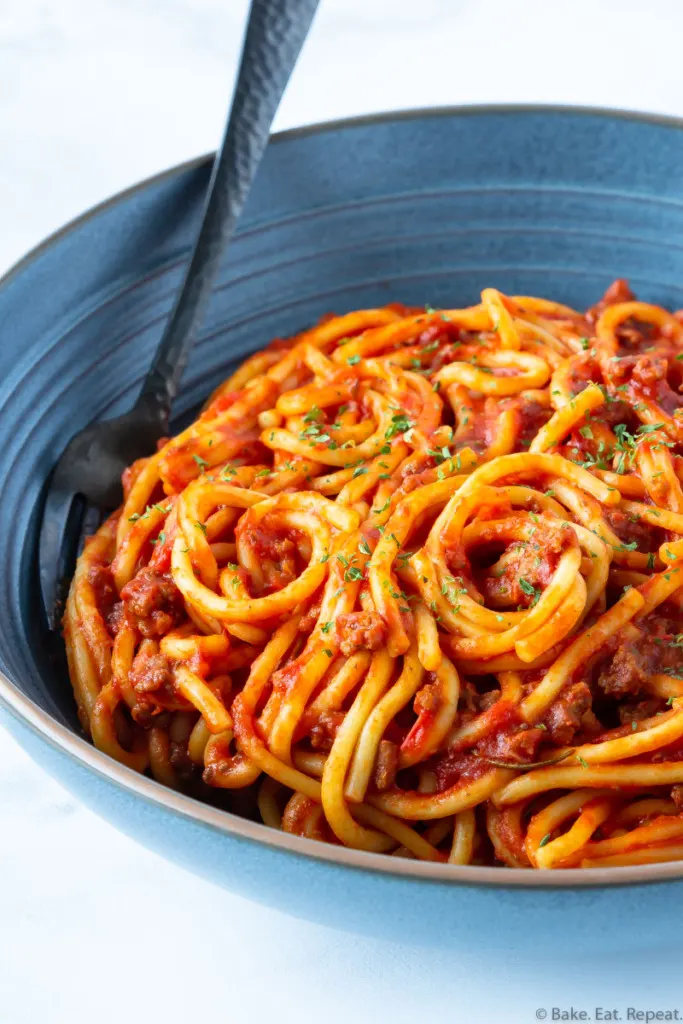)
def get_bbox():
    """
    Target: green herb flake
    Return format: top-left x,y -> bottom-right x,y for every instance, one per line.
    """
344,566 -> 364,582
614,539 -> 638,552
519,578 -> 540,604
385,414 -> 413,440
